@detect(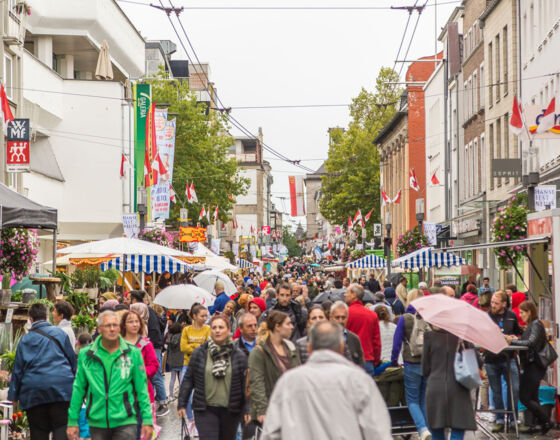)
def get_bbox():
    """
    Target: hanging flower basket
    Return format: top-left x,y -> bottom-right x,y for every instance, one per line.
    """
0,229 -> 38,290
138,226 -> 173,248
491,193 -> 529,270
13,1 -> 31,15
396,226 -> 429,257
